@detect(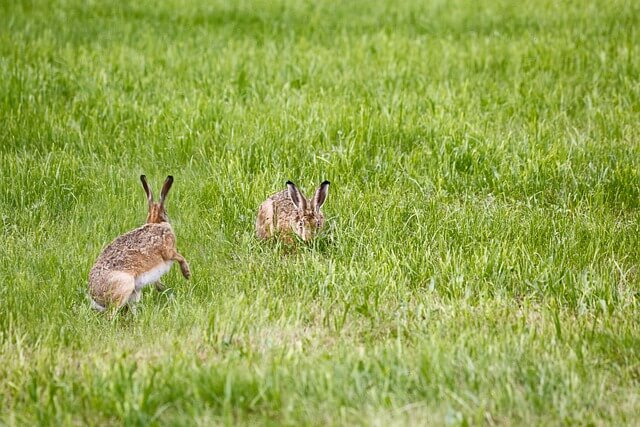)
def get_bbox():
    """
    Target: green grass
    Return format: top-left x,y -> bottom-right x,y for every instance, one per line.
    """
1,0 -> 639,425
